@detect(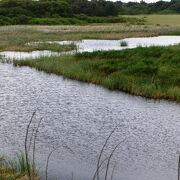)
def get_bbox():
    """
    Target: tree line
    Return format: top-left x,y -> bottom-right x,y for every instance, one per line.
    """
0,0 -> 179,25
